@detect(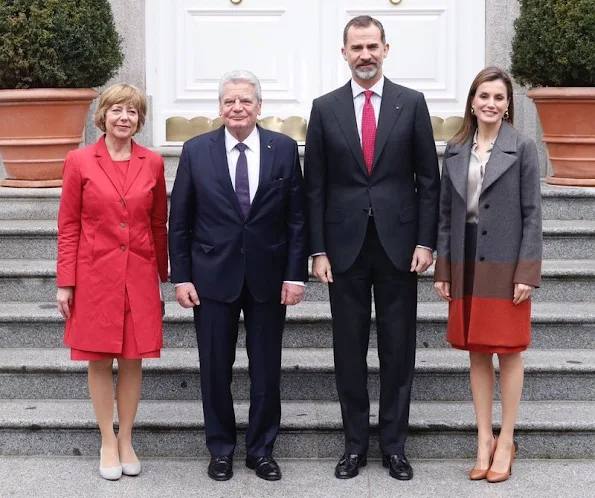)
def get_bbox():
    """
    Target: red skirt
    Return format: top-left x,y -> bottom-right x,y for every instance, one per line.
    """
71,289 -> 160,361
